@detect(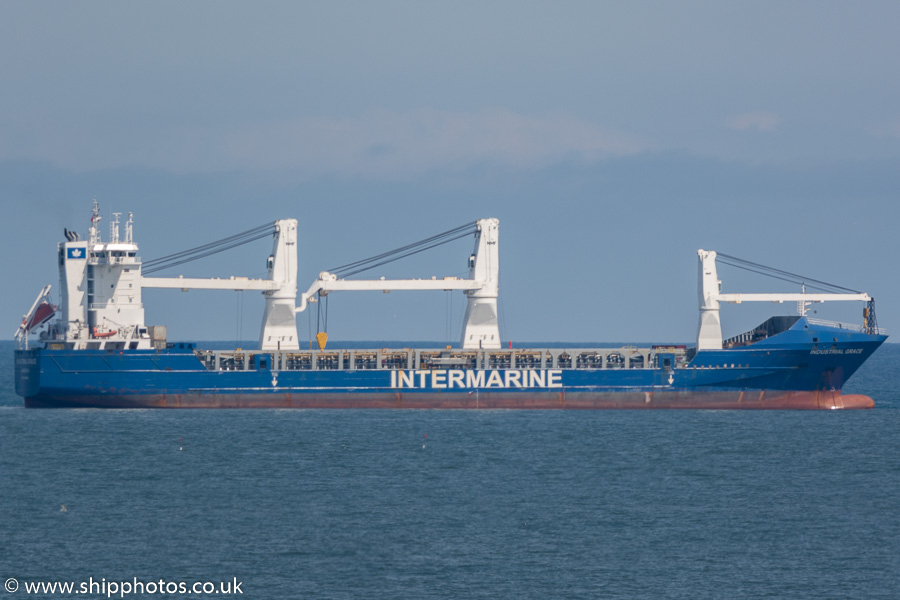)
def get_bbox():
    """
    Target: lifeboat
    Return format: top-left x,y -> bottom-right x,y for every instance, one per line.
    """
22,301 -> 57,331
92,327 -> 118,339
